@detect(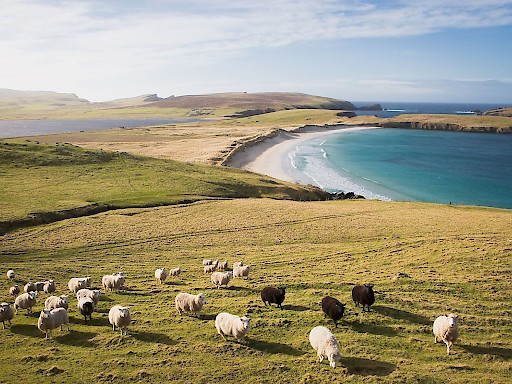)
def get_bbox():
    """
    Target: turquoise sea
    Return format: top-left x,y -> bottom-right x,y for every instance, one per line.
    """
288,128 -> 512,209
